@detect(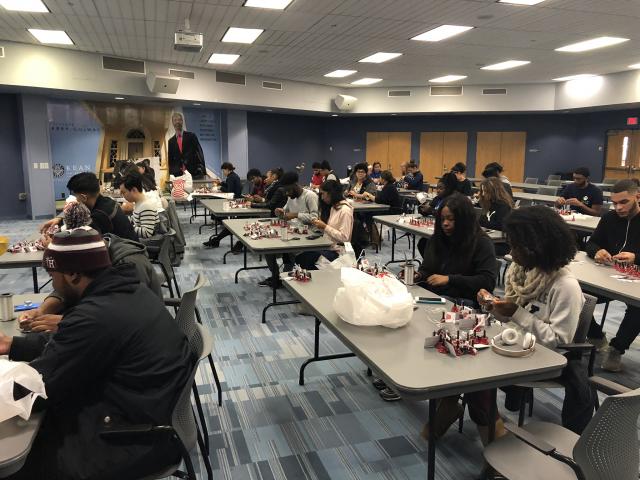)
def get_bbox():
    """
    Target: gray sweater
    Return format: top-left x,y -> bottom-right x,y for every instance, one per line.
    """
284,189 -> 319,224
